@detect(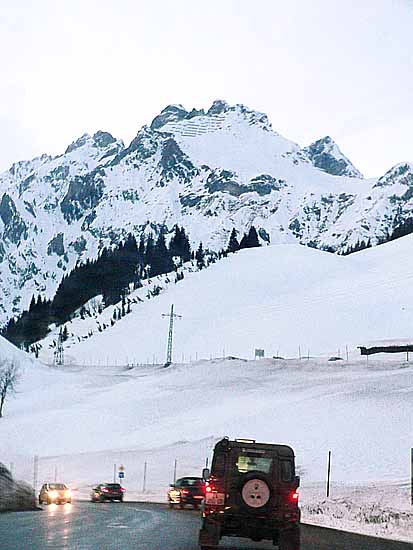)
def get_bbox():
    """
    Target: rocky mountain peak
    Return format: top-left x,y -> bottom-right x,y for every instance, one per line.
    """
374,162 -> 413,189
92,131 -> 117,148
303,136 -> 363,178
65,133 -> 91,154
65,131 -> 119,155
150,104 -> 189,130
149,100 -> 272,133
207,99 -> 230,116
